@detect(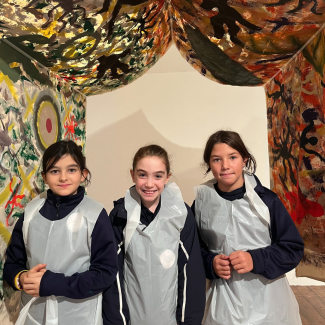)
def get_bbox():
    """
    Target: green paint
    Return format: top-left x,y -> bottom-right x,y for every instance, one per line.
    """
84,21 -> 95,34
185,25 -> 263,86
303,32 -> 325,78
